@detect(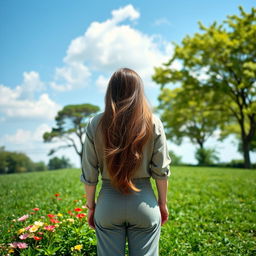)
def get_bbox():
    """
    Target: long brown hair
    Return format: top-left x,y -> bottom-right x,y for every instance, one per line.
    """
100,68 -> 153,194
